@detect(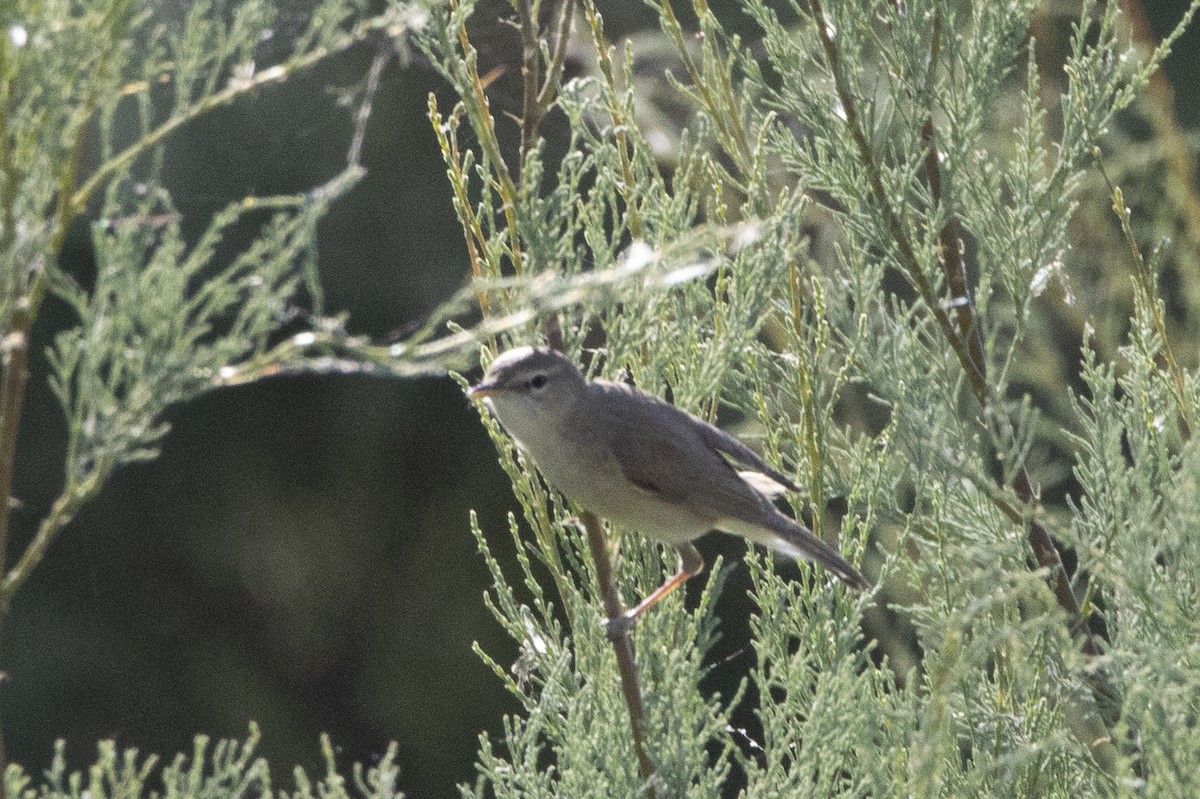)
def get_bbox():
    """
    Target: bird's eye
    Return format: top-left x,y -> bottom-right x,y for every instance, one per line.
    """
530,374 -> 548,389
